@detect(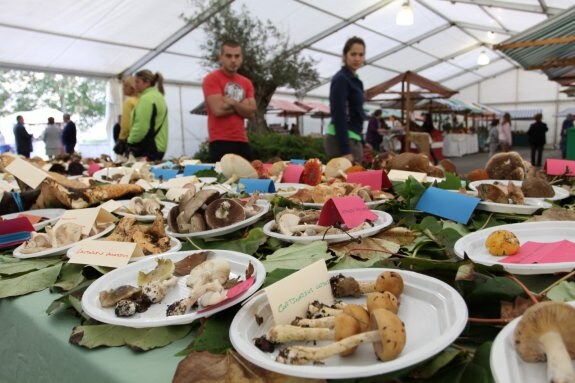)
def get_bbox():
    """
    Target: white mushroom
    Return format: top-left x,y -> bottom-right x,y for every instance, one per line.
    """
220,154 -> 258,184
325,157 -> 352,179
142,275 -> 178,303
